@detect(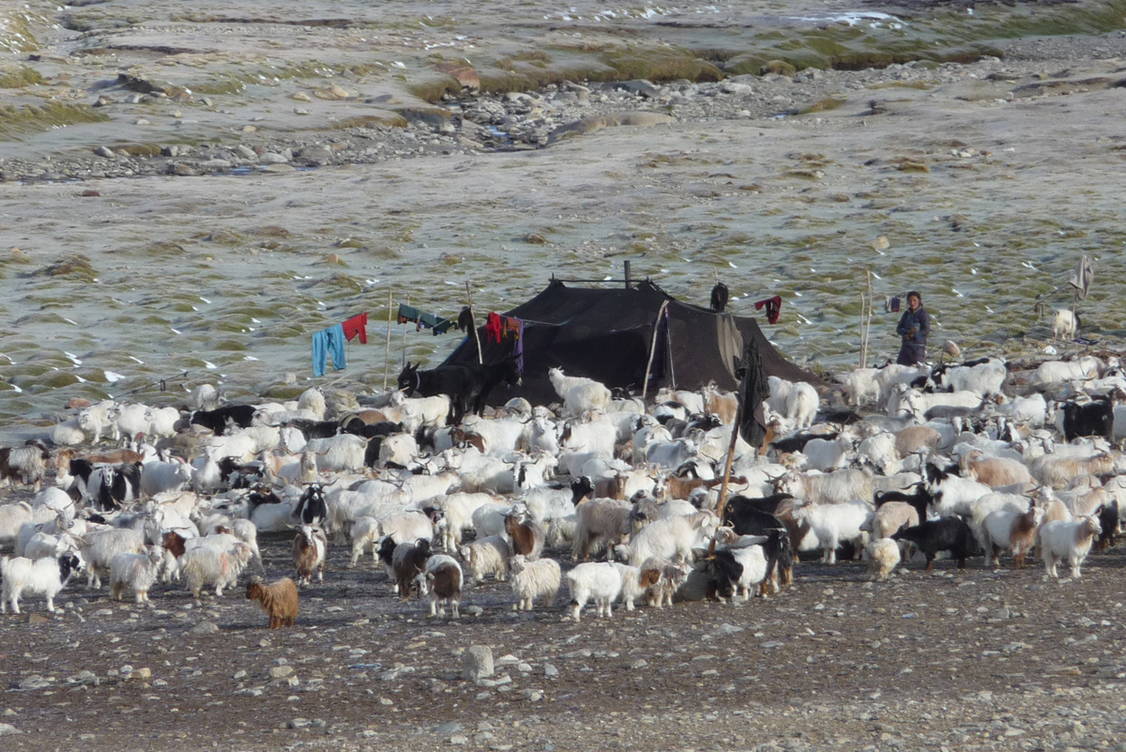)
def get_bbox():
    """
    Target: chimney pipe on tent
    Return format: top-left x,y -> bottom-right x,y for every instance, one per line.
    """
624,260 -> 631,289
